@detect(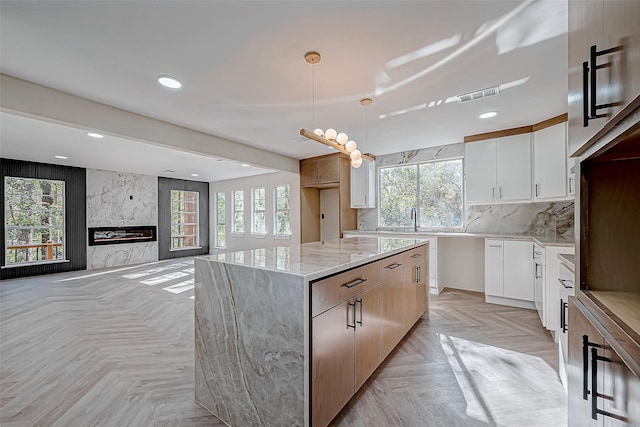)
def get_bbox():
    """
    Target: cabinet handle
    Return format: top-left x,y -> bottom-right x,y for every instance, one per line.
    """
411,253 -> 422,258
364,194 -> 367,204
342,278 -> 367,289
582,335 -> 600,400
569,177 -> 575,194
558,278 -> 573,289
347,301 -> 356,329
535,263 -> 542,279
488,244 -> 502,248
590,44 -> 621,120
356,298 -> 363,326
492,187 -> 495,200
560,299 -> 568,333
535,184 -> 539,197
417,266 -> 421,283
591,347 -> 616,421
499,186 -> 503,199
582,61 -> 590,127
385,263 -> 402,270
